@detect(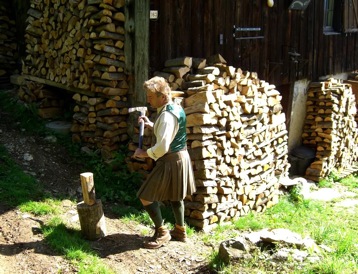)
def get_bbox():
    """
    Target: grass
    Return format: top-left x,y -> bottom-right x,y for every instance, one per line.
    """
0,145 -> 44,205
19,199 -> 61,216
43,217 -> 114,274
205,181 -> 358,274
